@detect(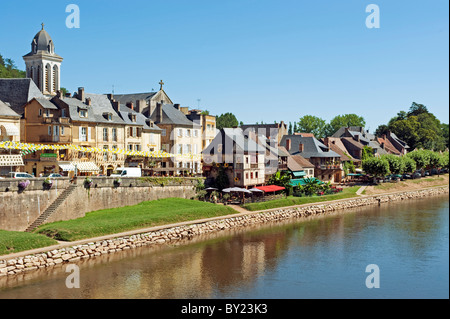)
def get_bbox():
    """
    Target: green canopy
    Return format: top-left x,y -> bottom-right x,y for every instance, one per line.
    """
290,177 -> 324,187
292,171 -> 307,178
